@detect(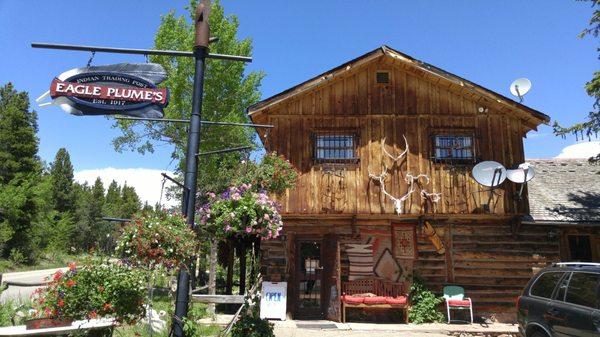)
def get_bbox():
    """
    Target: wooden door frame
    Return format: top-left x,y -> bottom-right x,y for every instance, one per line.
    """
293,236 -> 325,319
